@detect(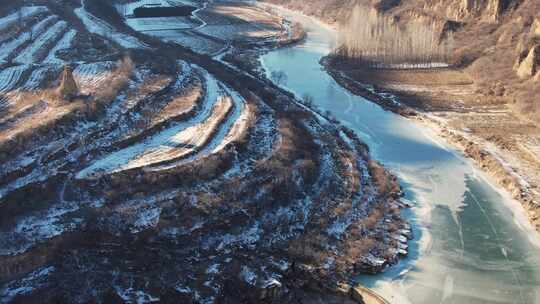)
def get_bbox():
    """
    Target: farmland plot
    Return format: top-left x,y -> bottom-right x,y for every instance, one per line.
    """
150,29 -> 225,54
0,15 -> 57,63
14,21 -> 68,64
75,1 -> 148,49
73,61 -> 117,94
0,6 -> 48,31
43,29 -> 77,64
125,16 -> 196,31
0,65 -> 29,93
